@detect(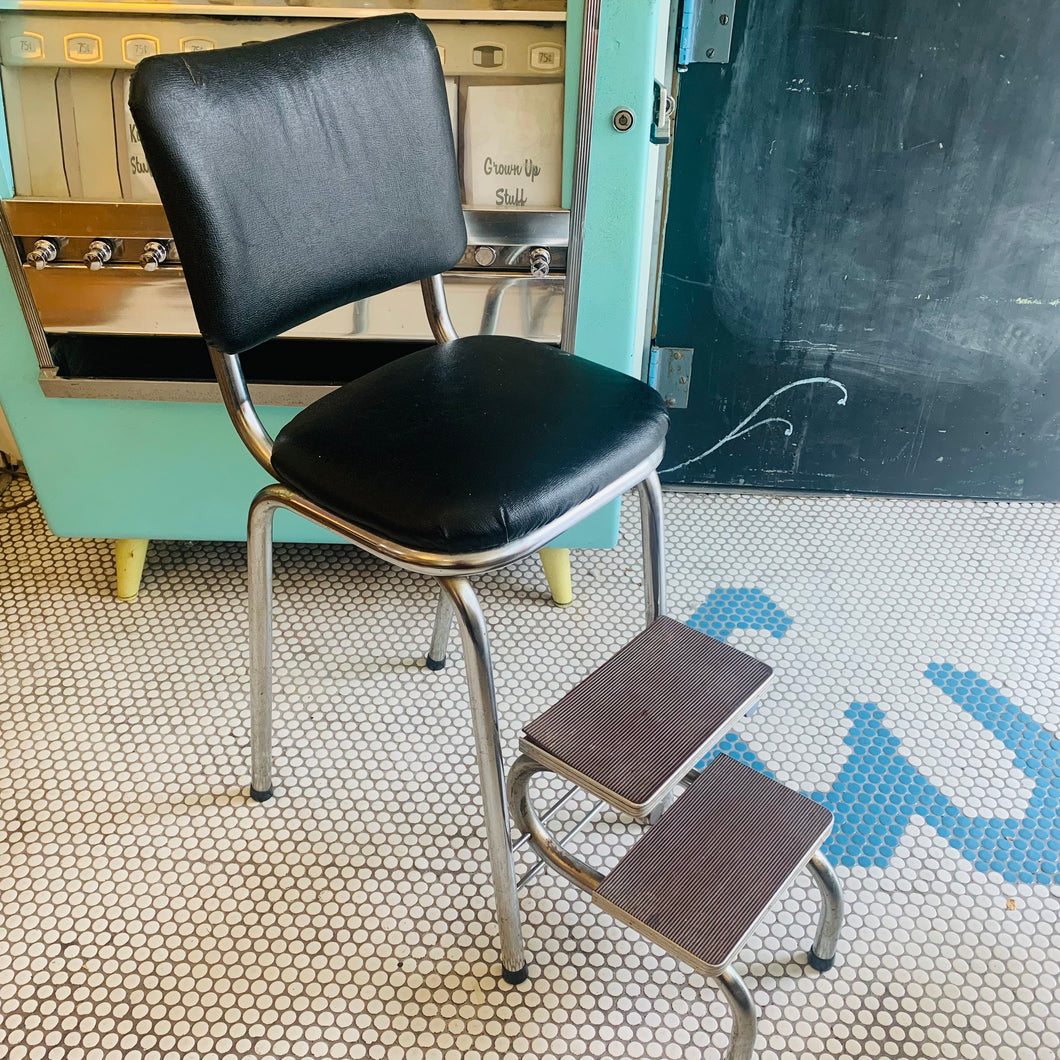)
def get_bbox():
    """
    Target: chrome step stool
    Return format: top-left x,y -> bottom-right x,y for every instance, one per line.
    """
508,618 -> 844,1060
